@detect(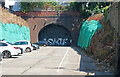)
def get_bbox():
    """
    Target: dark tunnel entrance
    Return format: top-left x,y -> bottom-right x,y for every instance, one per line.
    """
38,24 -> 72,46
